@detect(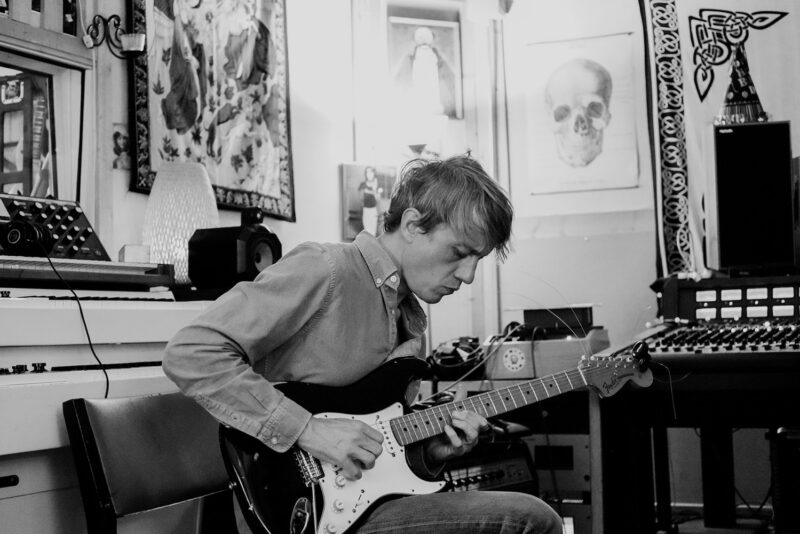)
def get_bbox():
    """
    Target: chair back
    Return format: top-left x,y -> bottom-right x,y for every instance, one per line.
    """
63,392 -> 235,534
